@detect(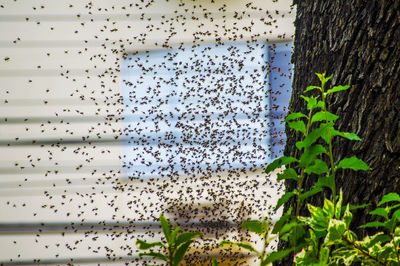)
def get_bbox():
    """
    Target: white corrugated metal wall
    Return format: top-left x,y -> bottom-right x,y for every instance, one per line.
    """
0,0 -> 295,264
